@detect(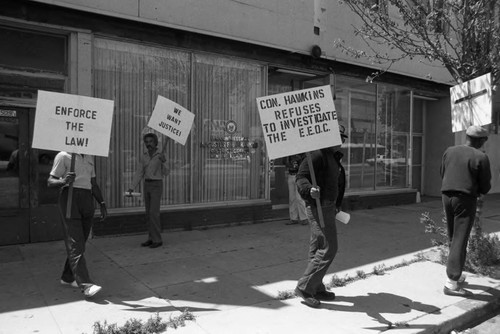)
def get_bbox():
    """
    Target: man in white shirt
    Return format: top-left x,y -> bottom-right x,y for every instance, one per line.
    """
48,152 -> 107,298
